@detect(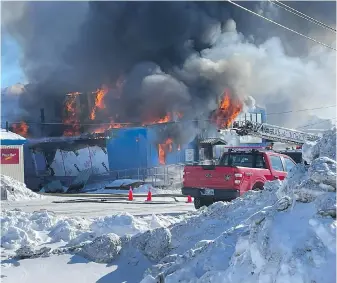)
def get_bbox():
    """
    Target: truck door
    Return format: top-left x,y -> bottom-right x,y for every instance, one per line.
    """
281,156 -> 296,173
269,155 -> 287,180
